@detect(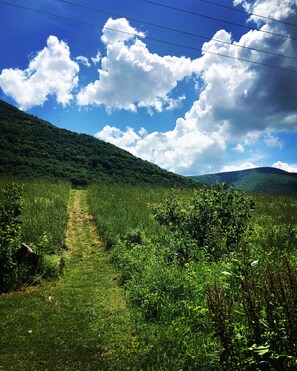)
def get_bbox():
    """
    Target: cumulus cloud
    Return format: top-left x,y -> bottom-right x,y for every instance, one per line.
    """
91,50 -> 101,65
0,36 -> 79,110
96,125 -> 144,147
272,161 -> 297,172
94,0 -> 297,175
76,56 -> 91,67
96,1 -> 297,174
234,0 -> 297,26
77,17 -> 194,112
95,119 -> 227,175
